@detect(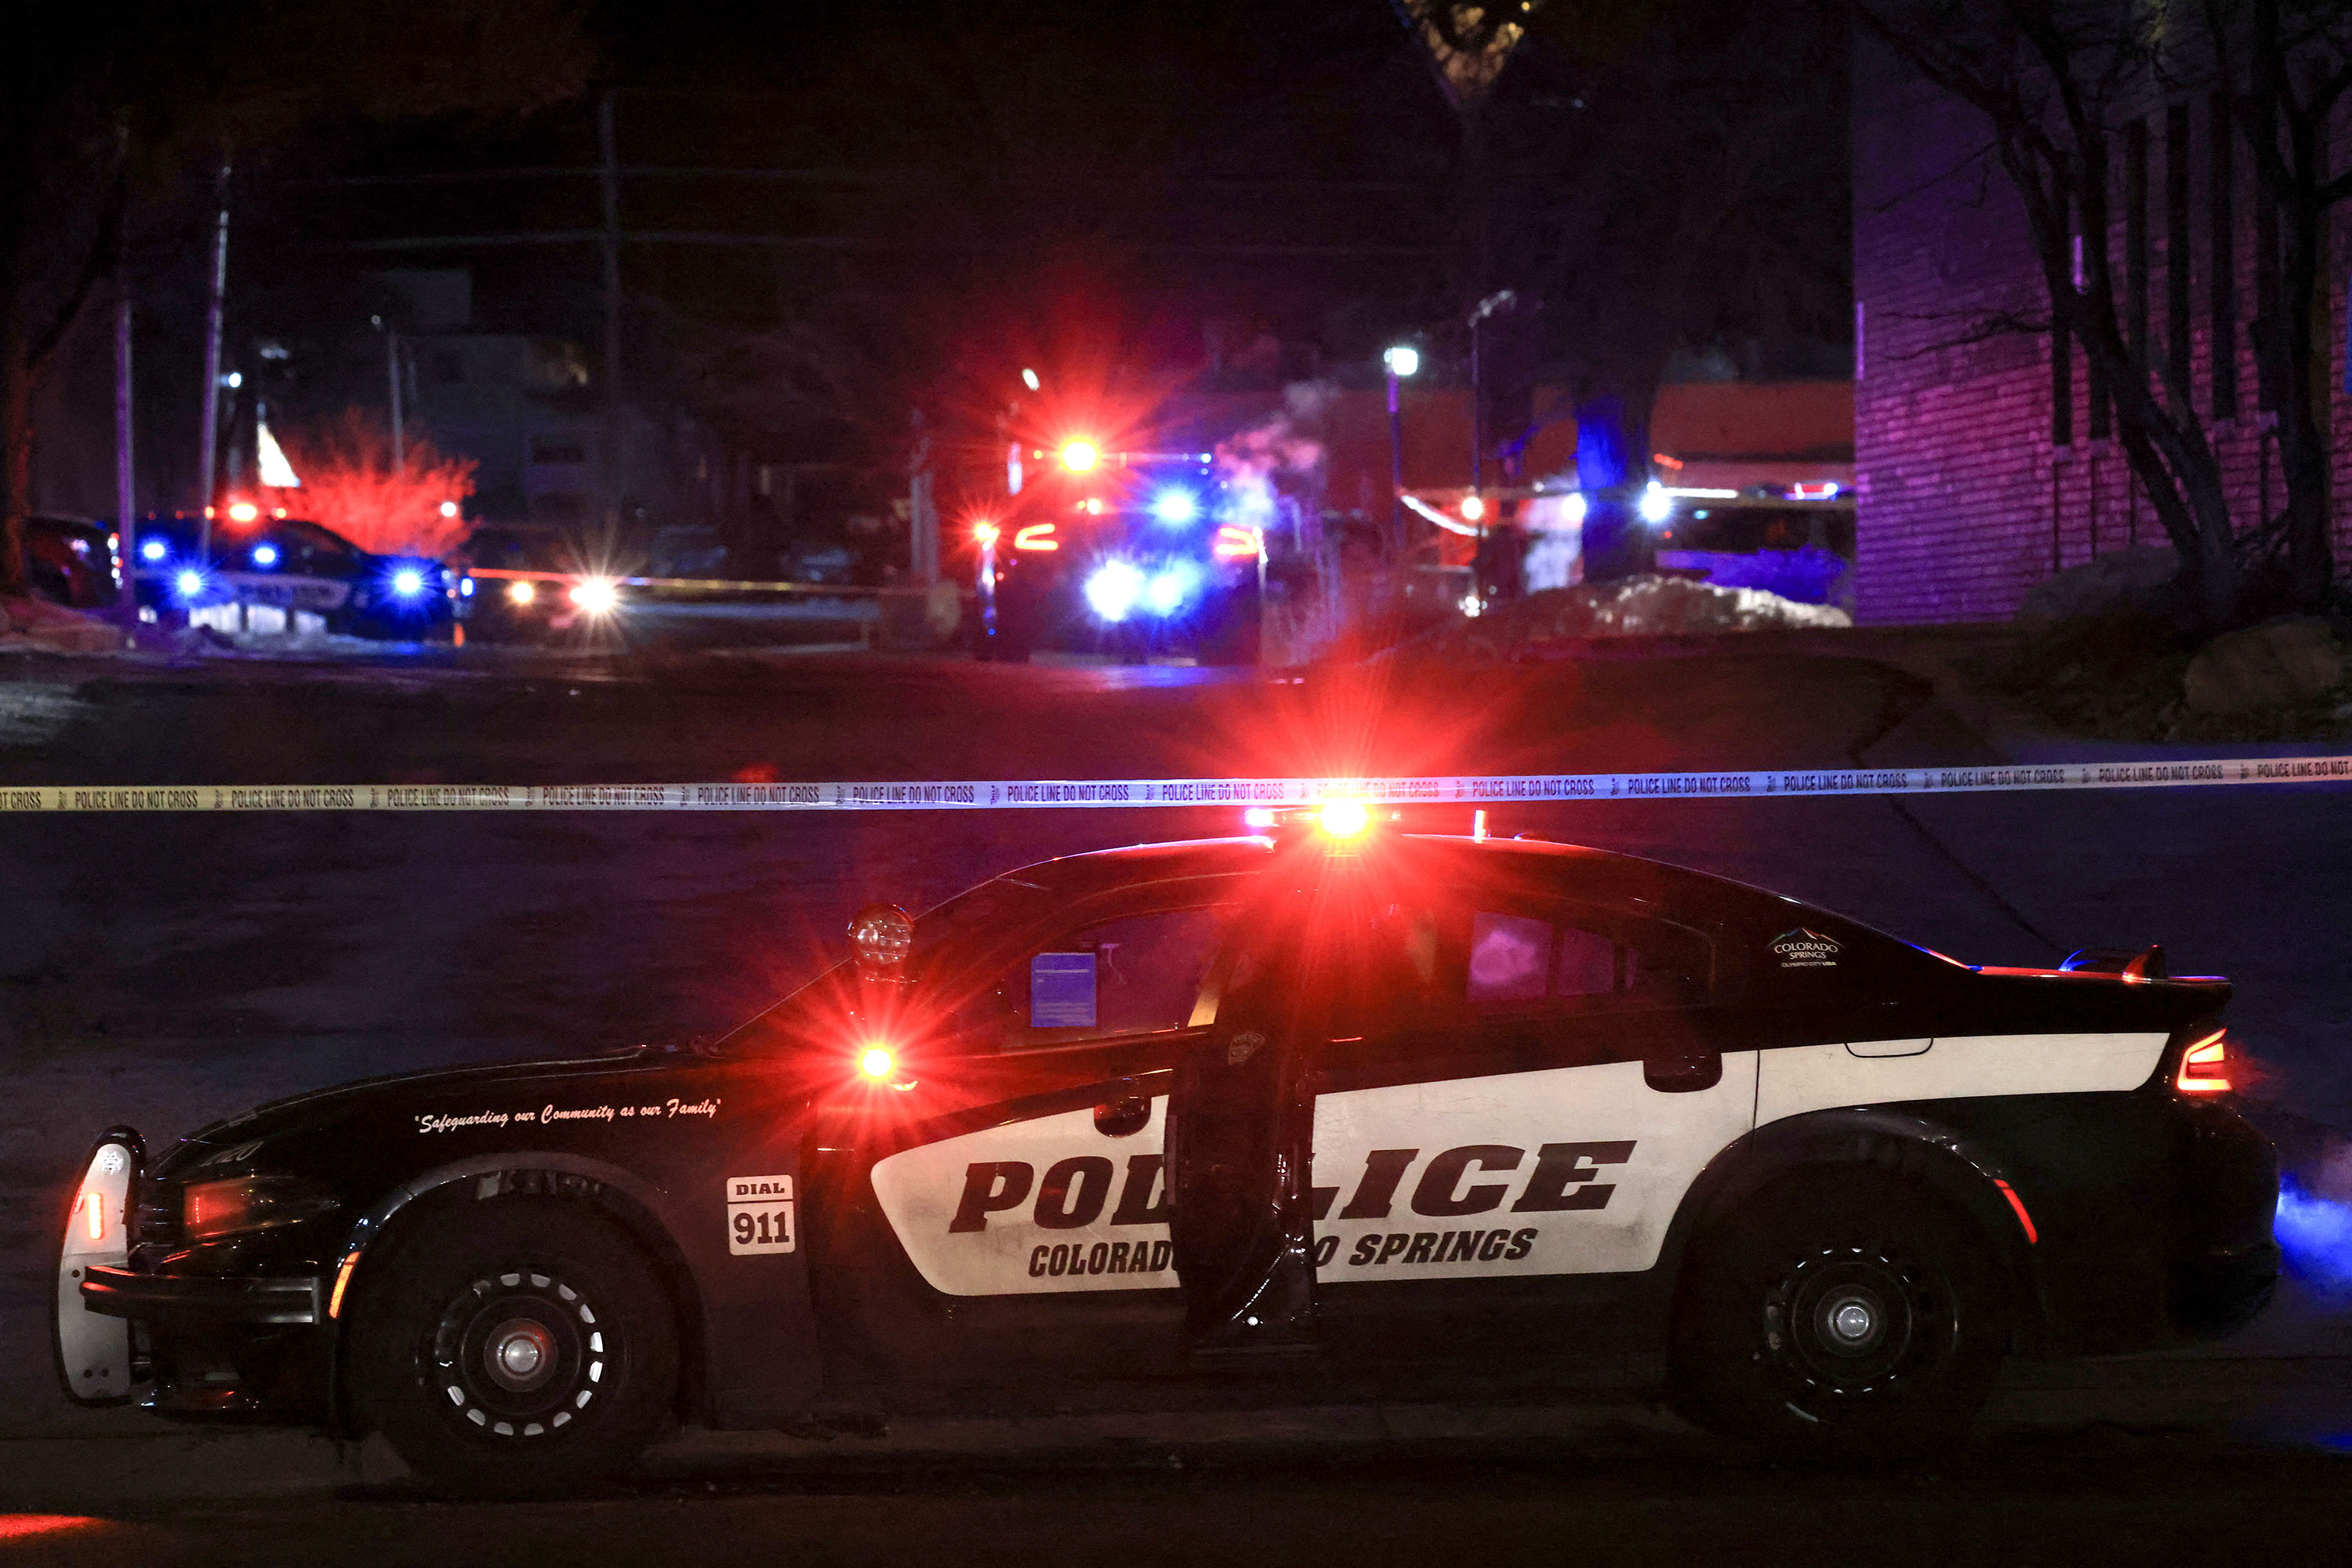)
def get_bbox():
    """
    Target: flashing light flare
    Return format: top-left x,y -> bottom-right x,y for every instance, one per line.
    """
1083,560 -> 1146,622
972,521 -> 1000,546
507,579 -> 537,606
390,568 -> 426,597
459,576 -> 475,597
1059,440 -> 1101,474
2177,1031 -> 2232,1094
251,544 -> 279,568
174,569 -> 206,600
1383,344 -> 1420,378
1149,488 -> 1200,526
1460,593 -> 1483,619
439,500 -> 460,517
1639,481 -> 1672,524
225,500 -> 260,524
1211,524 -> 1261,562
83,1191 -> 103,1241
1145,564 -> 1196,616
570,578 -> 619,614
1319,800 -> 1371,838
1243,808 -> 1277,829
2275,1180 -> 2352,1291
1021,368 -> 1041,392
1013,522 -> 1059,552
858,1046 -> 895,1080
1459,494 -> 1486,523
140,539 -> 167,562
